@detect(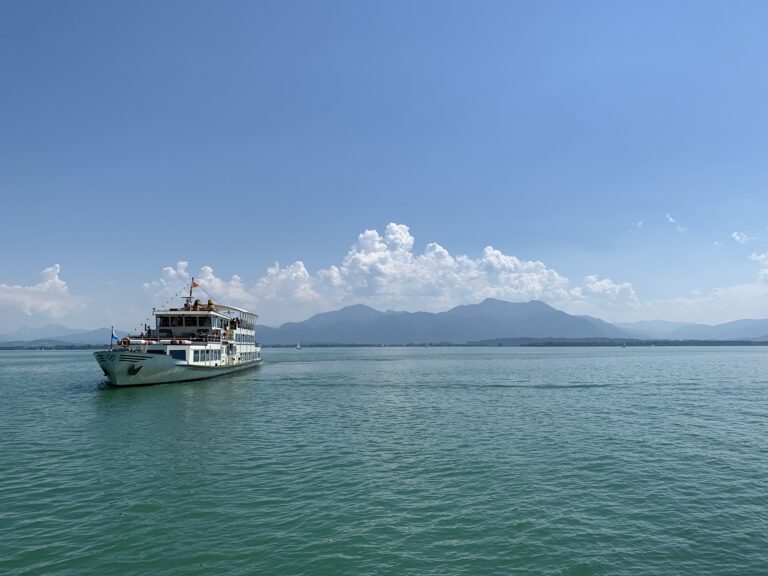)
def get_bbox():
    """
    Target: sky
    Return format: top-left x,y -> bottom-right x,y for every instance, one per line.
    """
3,0 -> 768,331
